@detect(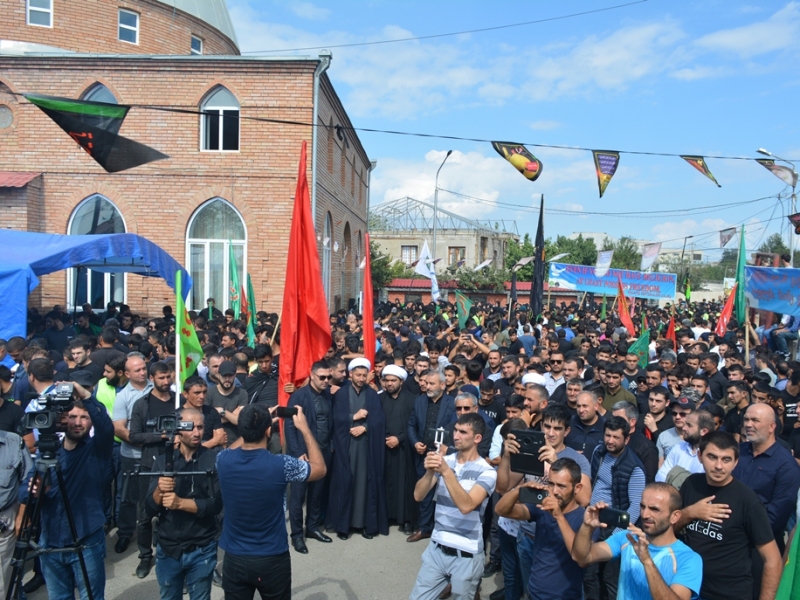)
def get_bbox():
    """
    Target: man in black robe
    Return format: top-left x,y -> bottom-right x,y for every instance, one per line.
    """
378,364 -> 416,535
325,358 -> 389,539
